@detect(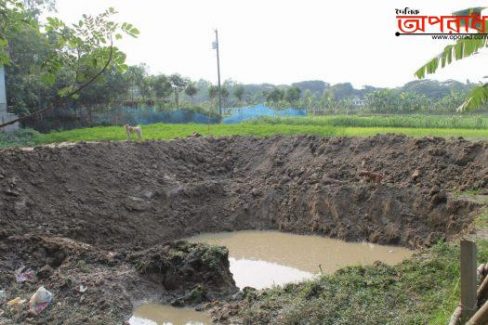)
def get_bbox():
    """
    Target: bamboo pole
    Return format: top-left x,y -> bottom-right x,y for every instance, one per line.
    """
467,300 -> 488,325
449,305 -> 462,325
477,273 -> 488,302
449,261 -> 488,325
